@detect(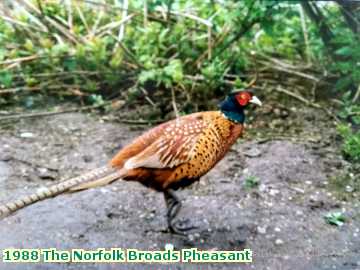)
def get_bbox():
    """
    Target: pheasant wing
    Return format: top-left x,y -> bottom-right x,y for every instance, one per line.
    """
123,116 -> 207,170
